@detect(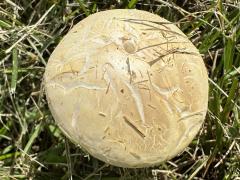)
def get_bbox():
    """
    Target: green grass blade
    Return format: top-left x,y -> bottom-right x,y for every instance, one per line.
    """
0,19 -> 11,28
75,0 -> 90,16
223,36 -> 235,73
224,66 -> 240,80
127,0 -> 139,9
221,78 -> 239,122
199,30 -> 221,54
23,122 -> 42,154
0,152 -> 20,161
